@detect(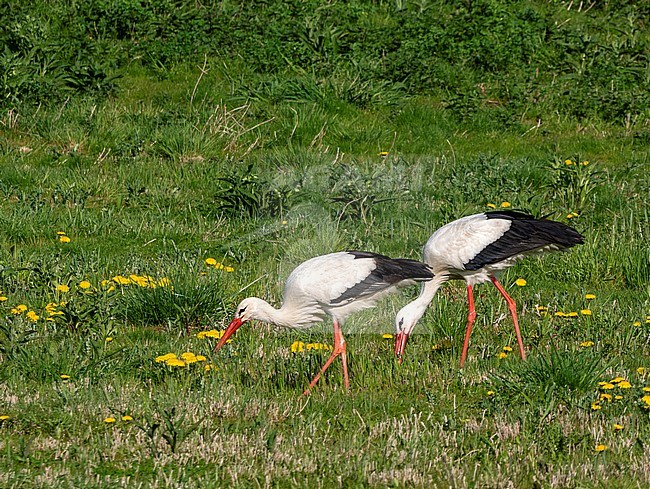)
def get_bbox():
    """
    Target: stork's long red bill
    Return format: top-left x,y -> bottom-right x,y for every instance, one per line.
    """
215,317 -> 244,351
394,331 -> 409,364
